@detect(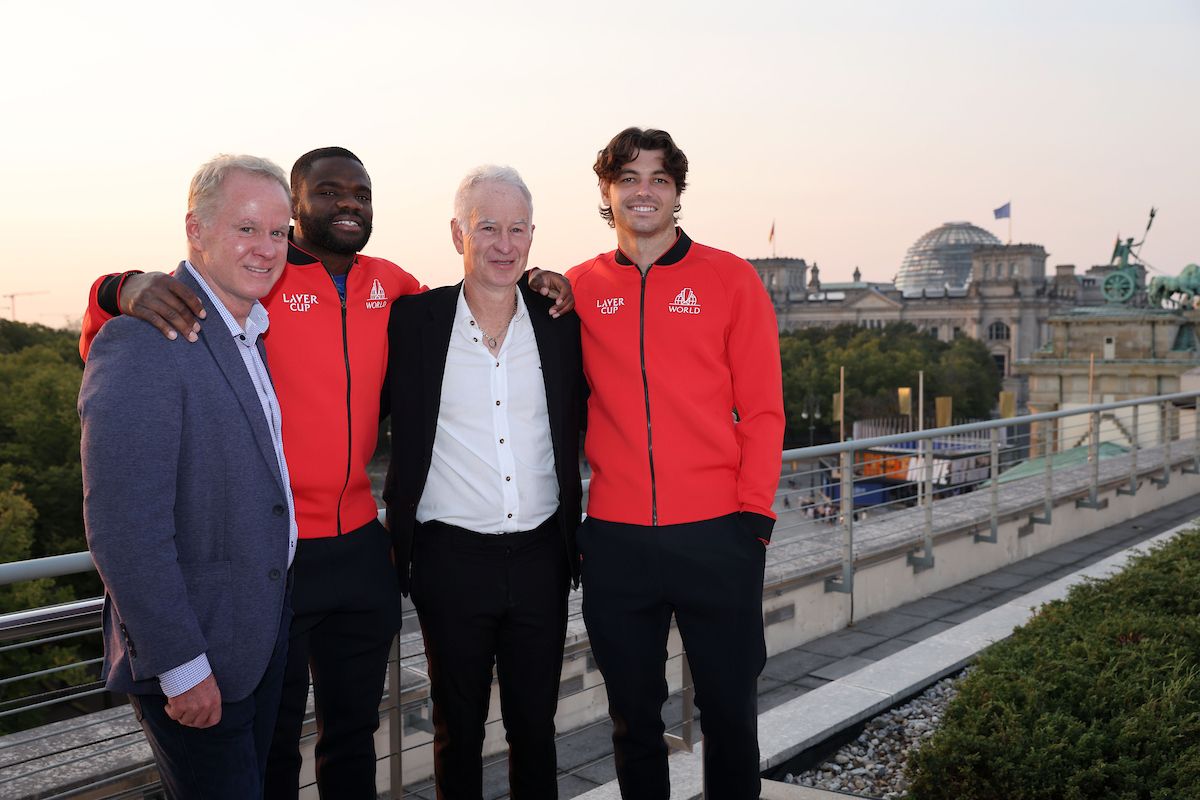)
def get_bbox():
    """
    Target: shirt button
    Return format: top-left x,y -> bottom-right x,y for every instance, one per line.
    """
505,475 -> 511,481
495,362 -> 500,367
473,337 -> 479,343
507,513 -> 513,519
272,505 -> 285,517
269,568 -> 281,580
496,400 -> 501,406
470,320 -> 476,327
499,438 -> 505,444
